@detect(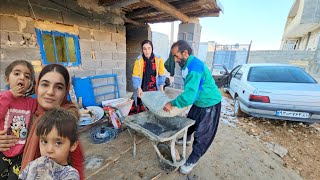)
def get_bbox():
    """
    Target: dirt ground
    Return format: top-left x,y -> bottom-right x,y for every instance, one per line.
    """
83,88 -> 319,180
221,91 -> 320,180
